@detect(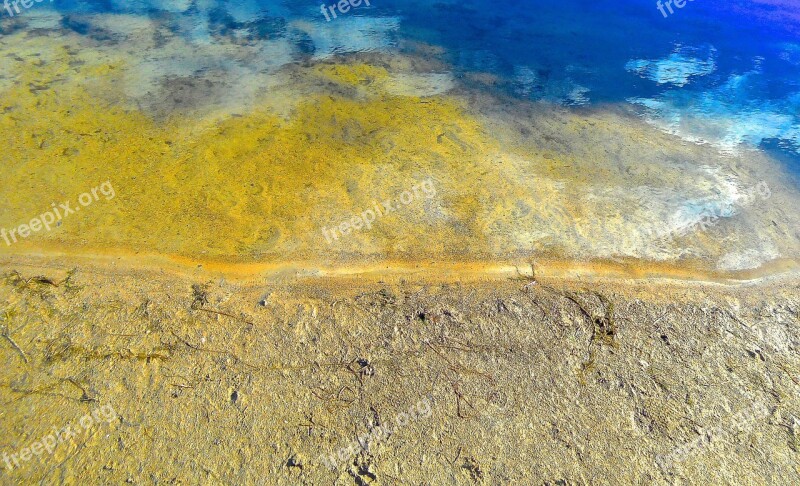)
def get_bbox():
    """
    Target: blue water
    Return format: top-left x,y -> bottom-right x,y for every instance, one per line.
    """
27,0 -> 800,172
